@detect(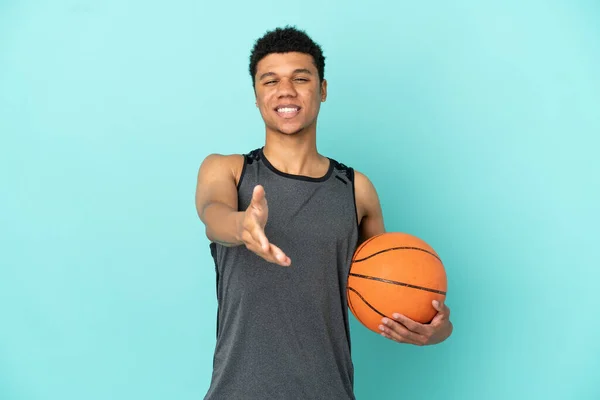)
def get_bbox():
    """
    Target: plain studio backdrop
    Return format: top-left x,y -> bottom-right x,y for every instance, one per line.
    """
1,1 -> 598,399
